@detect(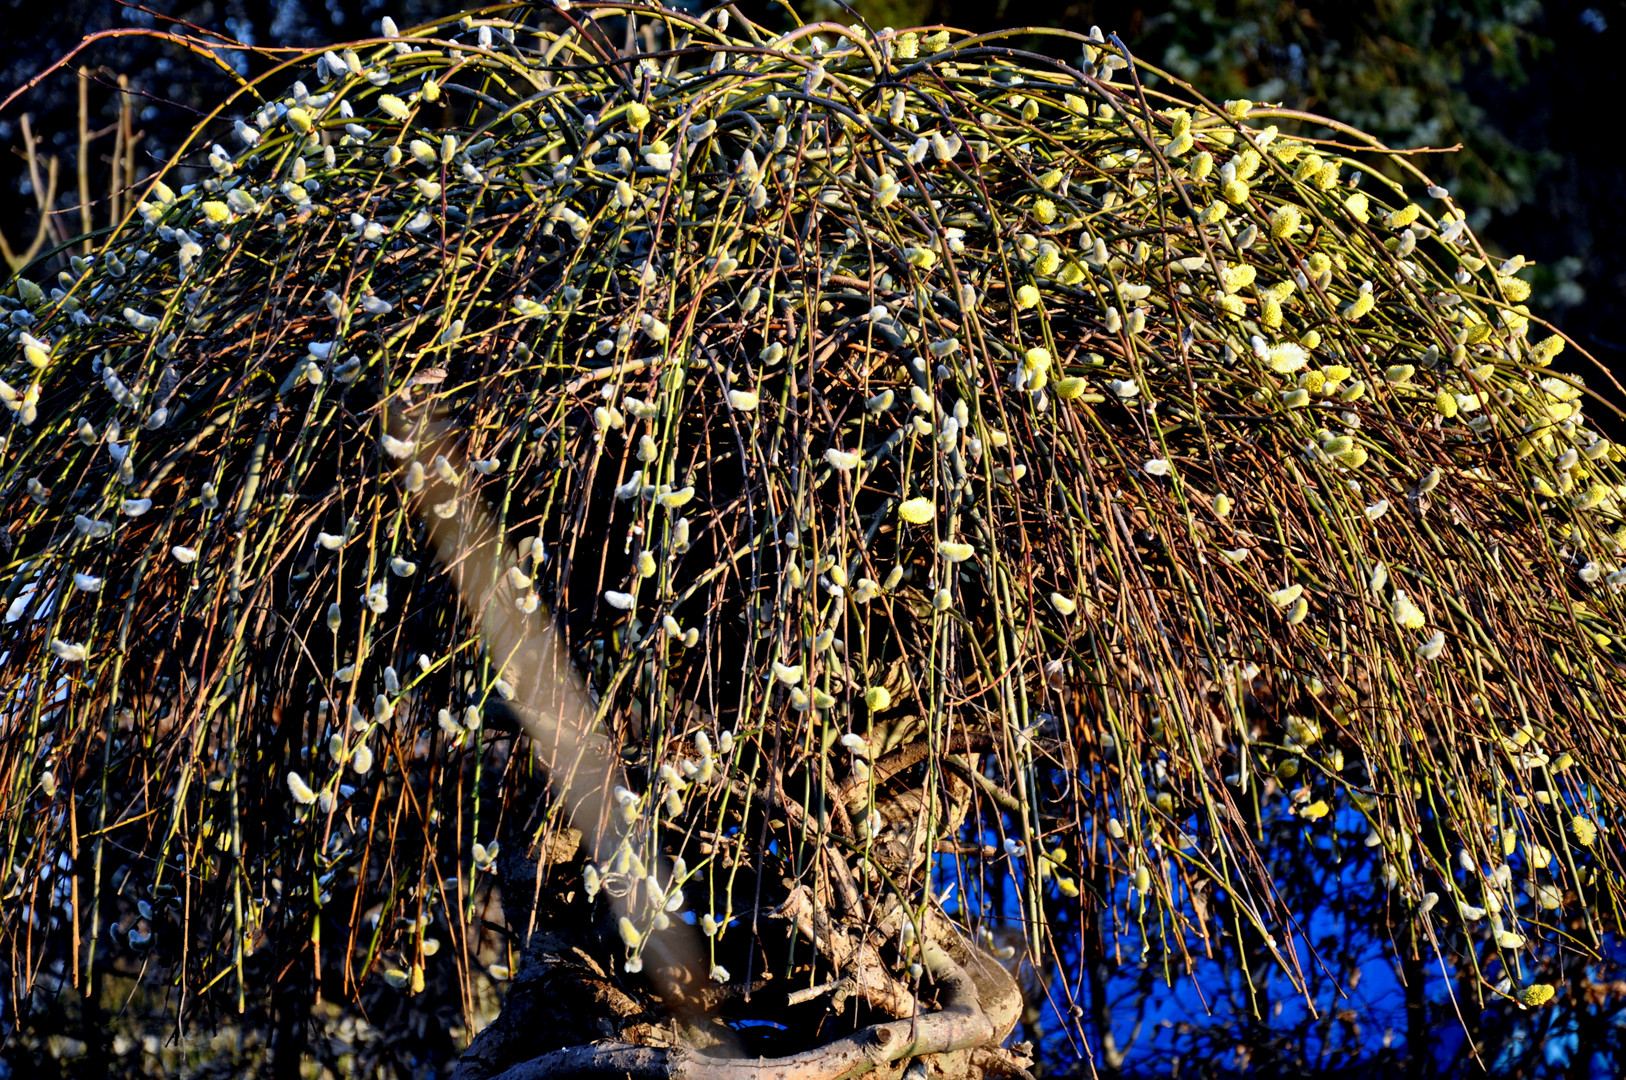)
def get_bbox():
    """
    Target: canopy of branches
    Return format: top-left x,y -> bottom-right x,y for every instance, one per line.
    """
3,5 -> 1625,1077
